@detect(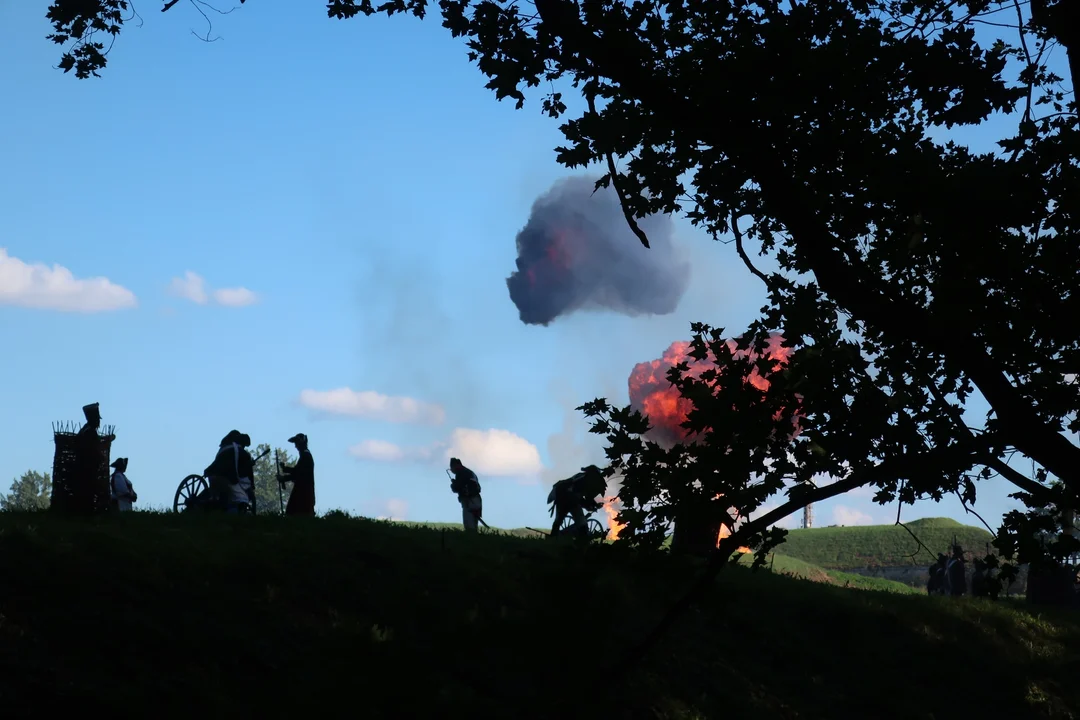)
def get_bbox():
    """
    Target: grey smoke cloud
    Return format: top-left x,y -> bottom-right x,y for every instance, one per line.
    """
506,175 -> 691,326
